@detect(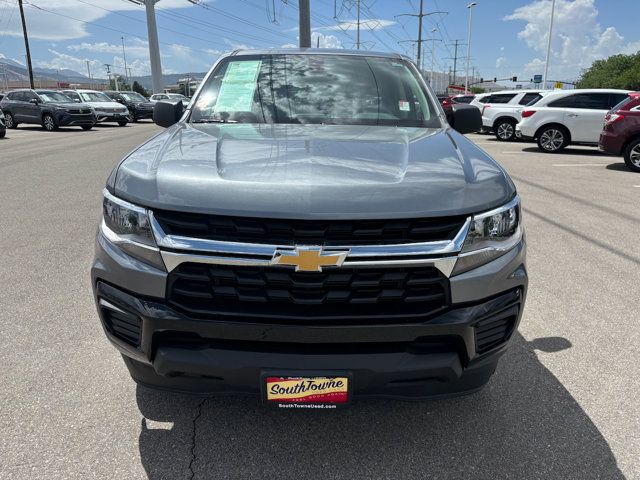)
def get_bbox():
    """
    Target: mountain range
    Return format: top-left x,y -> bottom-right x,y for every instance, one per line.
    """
0,59 -> 206,90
